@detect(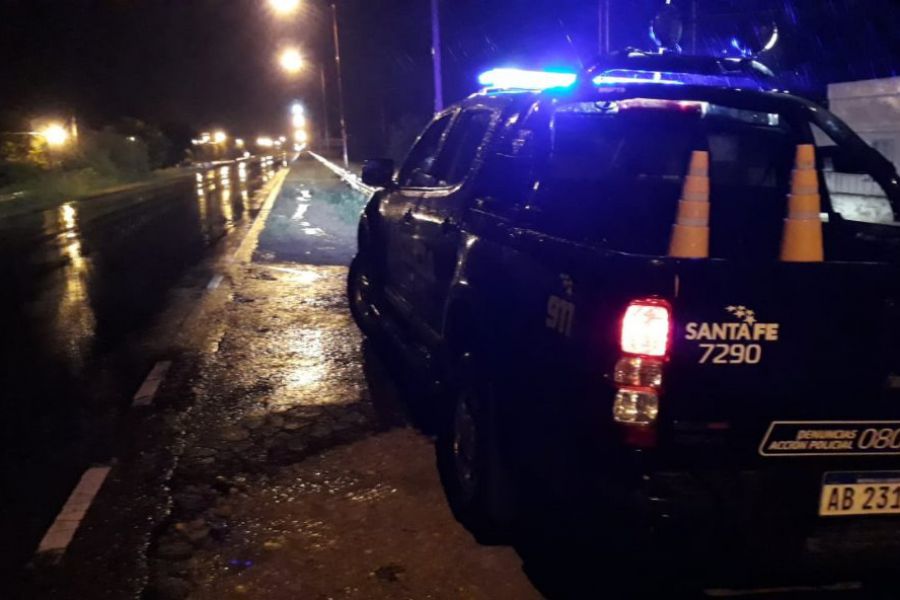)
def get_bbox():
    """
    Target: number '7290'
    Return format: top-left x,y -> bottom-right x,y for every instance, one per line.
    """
698,343 -> 762,364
